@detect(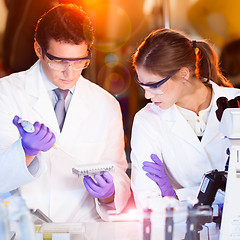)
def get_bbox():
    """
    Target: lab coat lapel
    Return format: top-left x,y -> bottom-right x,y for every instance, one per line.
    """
201,104 -> 220,146
25,63 -> 60,133
201,82 -> 227,146
165,105 -> 208,157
